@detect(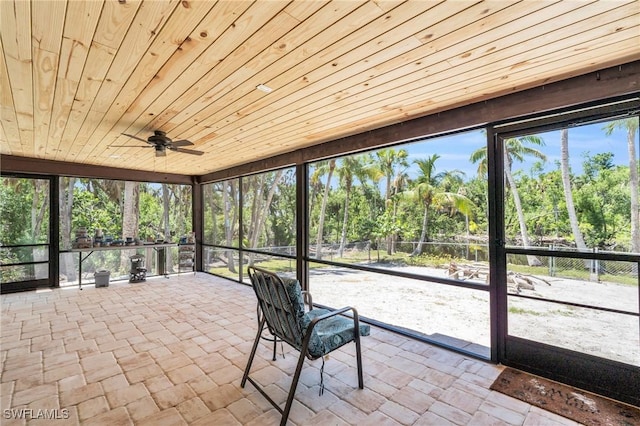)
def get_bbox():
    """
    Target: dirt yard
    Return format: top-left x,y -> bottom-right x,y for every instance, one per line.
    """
307,264 -> 639,366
